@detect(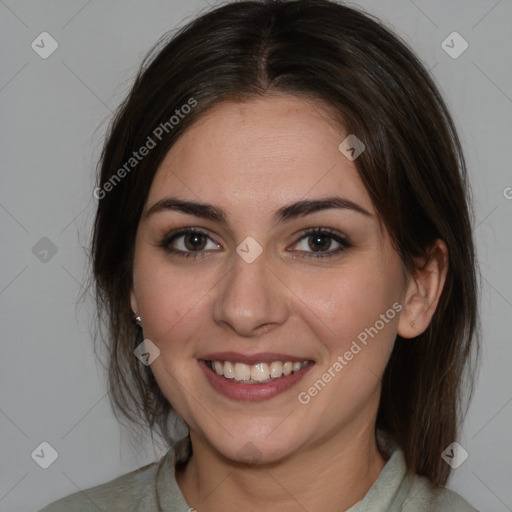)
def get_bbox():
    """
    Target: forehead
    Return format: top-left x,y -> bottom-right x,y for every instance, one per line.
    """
146,94 -> 374,218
